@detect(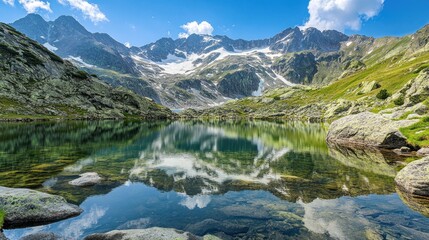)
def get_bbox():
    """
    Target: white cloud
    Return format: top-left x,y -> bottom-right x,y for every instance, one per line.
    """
179,20 -> 214,38
2,0 -> 14,6
58,0 -> 108,23
124,42 -> 131,48
302,0 -> 385,32
6,0 -> 52,13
